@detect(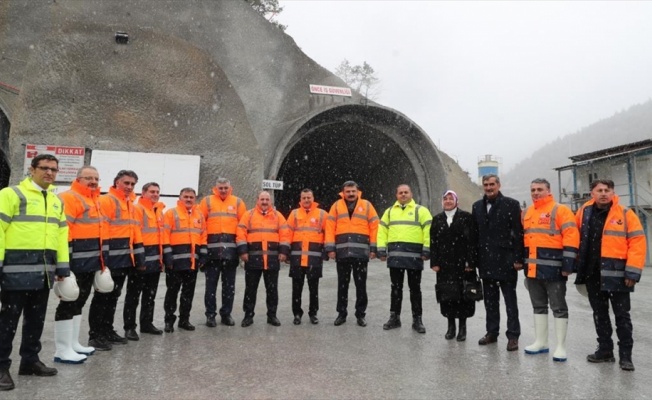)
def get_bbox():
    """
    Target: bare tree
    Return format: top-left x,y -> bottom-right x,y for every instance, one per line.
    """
335,59 -> 381,100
